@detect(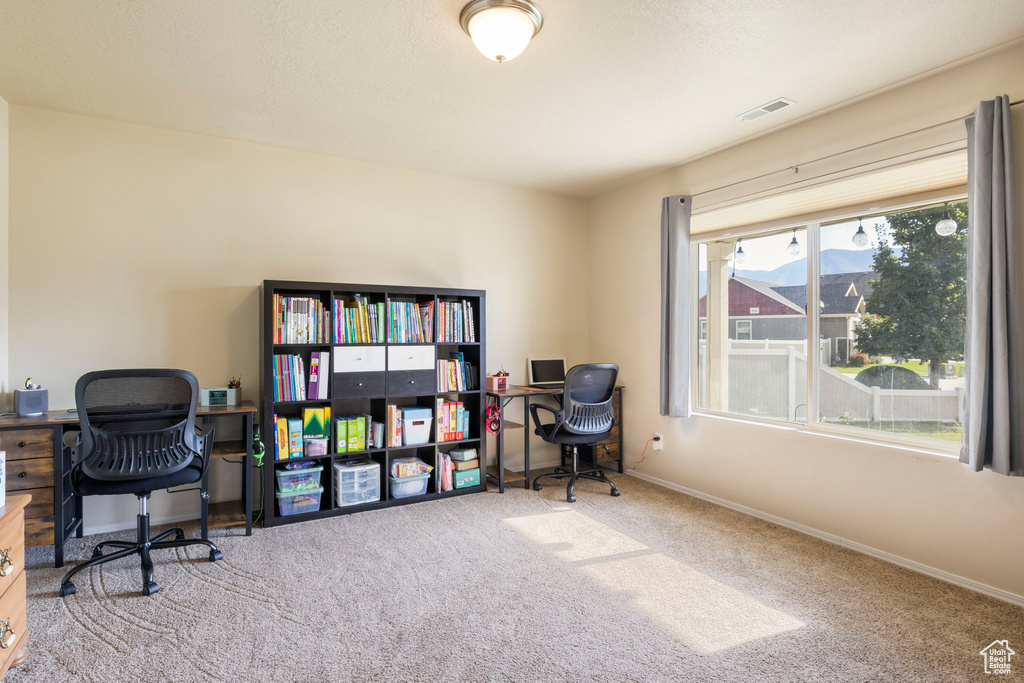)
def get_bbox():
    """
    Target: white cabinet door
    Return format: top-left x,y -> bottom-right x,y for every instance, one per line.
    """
387,345 -> 435,371
333,346 -> 386,372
